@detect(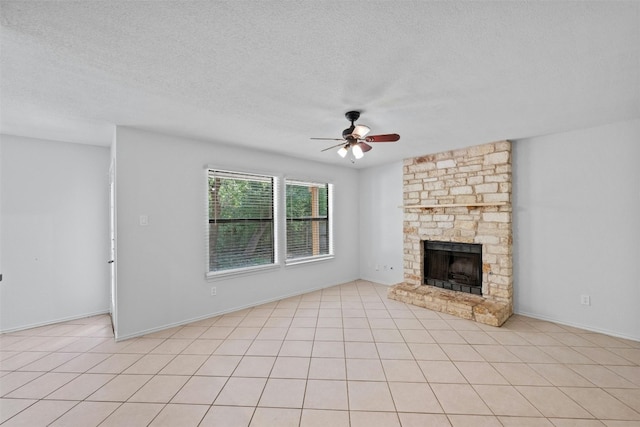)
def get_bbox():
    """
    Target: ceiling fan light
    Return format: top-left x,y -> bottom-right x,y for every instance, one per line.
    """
352,124 -> 371,139
337,146 -> 348,158
352,143 -> 364,159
